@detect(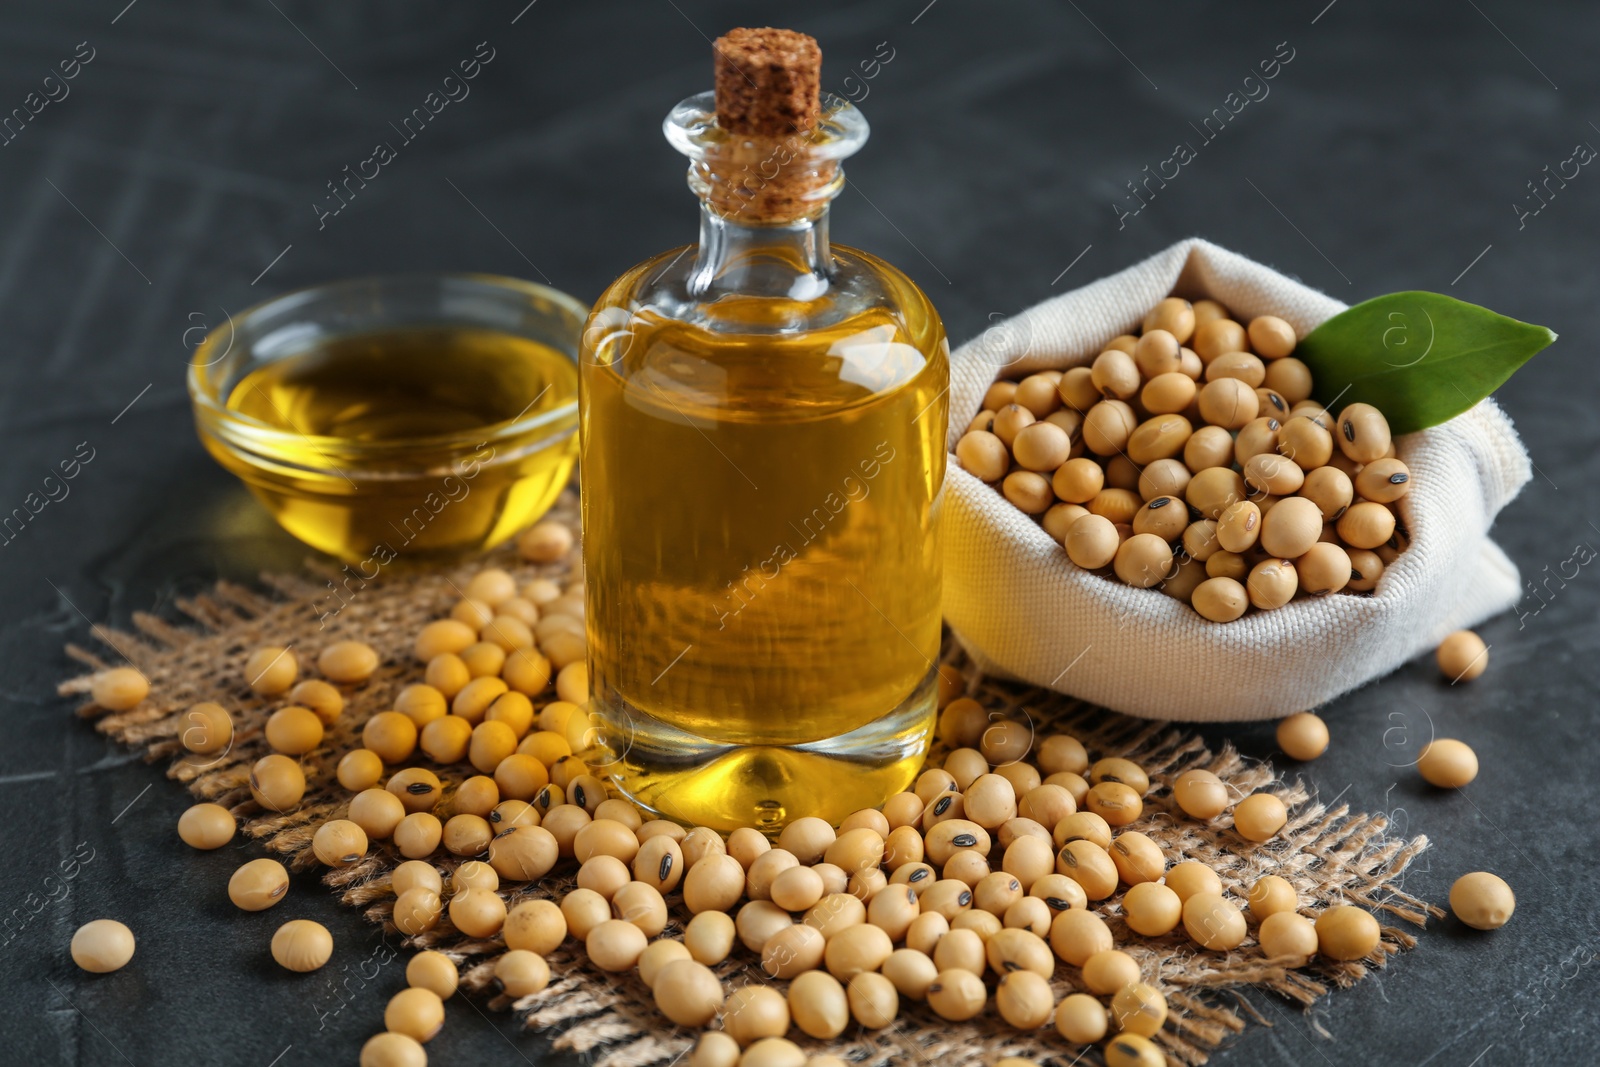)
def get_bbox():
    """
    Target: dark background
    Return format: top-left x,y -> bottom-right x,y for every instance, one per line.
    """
3,1 -> 1597,1064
